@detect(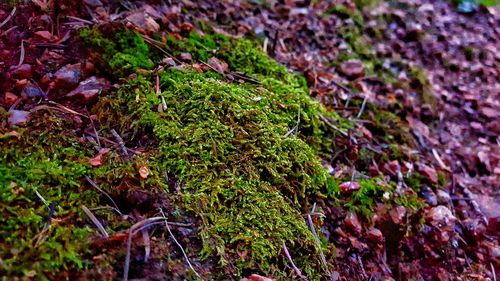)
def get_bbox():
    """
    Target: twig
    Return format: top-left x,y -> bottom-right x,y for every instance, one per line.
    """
34,190 -> 49,206
140,34 -> 182,65
0,7 -> 16,29
34,43 -> 67,49
282,242 -> 307,280
82,205 -> 109,238
331,80 -> 351,95
319,114 -> 348,136
84,176 -> 122,216
123,217 -> 194,281
491,262 -> 497,281
46,101 -> 86,115
141,228 -> 151,262
18,40 -> 25,66
306,204 -> 331,278
356,253 -> 367,279
462,186 -> 488,225
284,108 -> 301,138
0,25 -> 17,37
356,96 -> 368,119
110,129 -> 129,158
65,15 -> 94,25
123,220 -> 165,281
85,107 -> 101,148
86,132 -> 142,155
159,208 -> 201,279
432,148 -> 451,172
